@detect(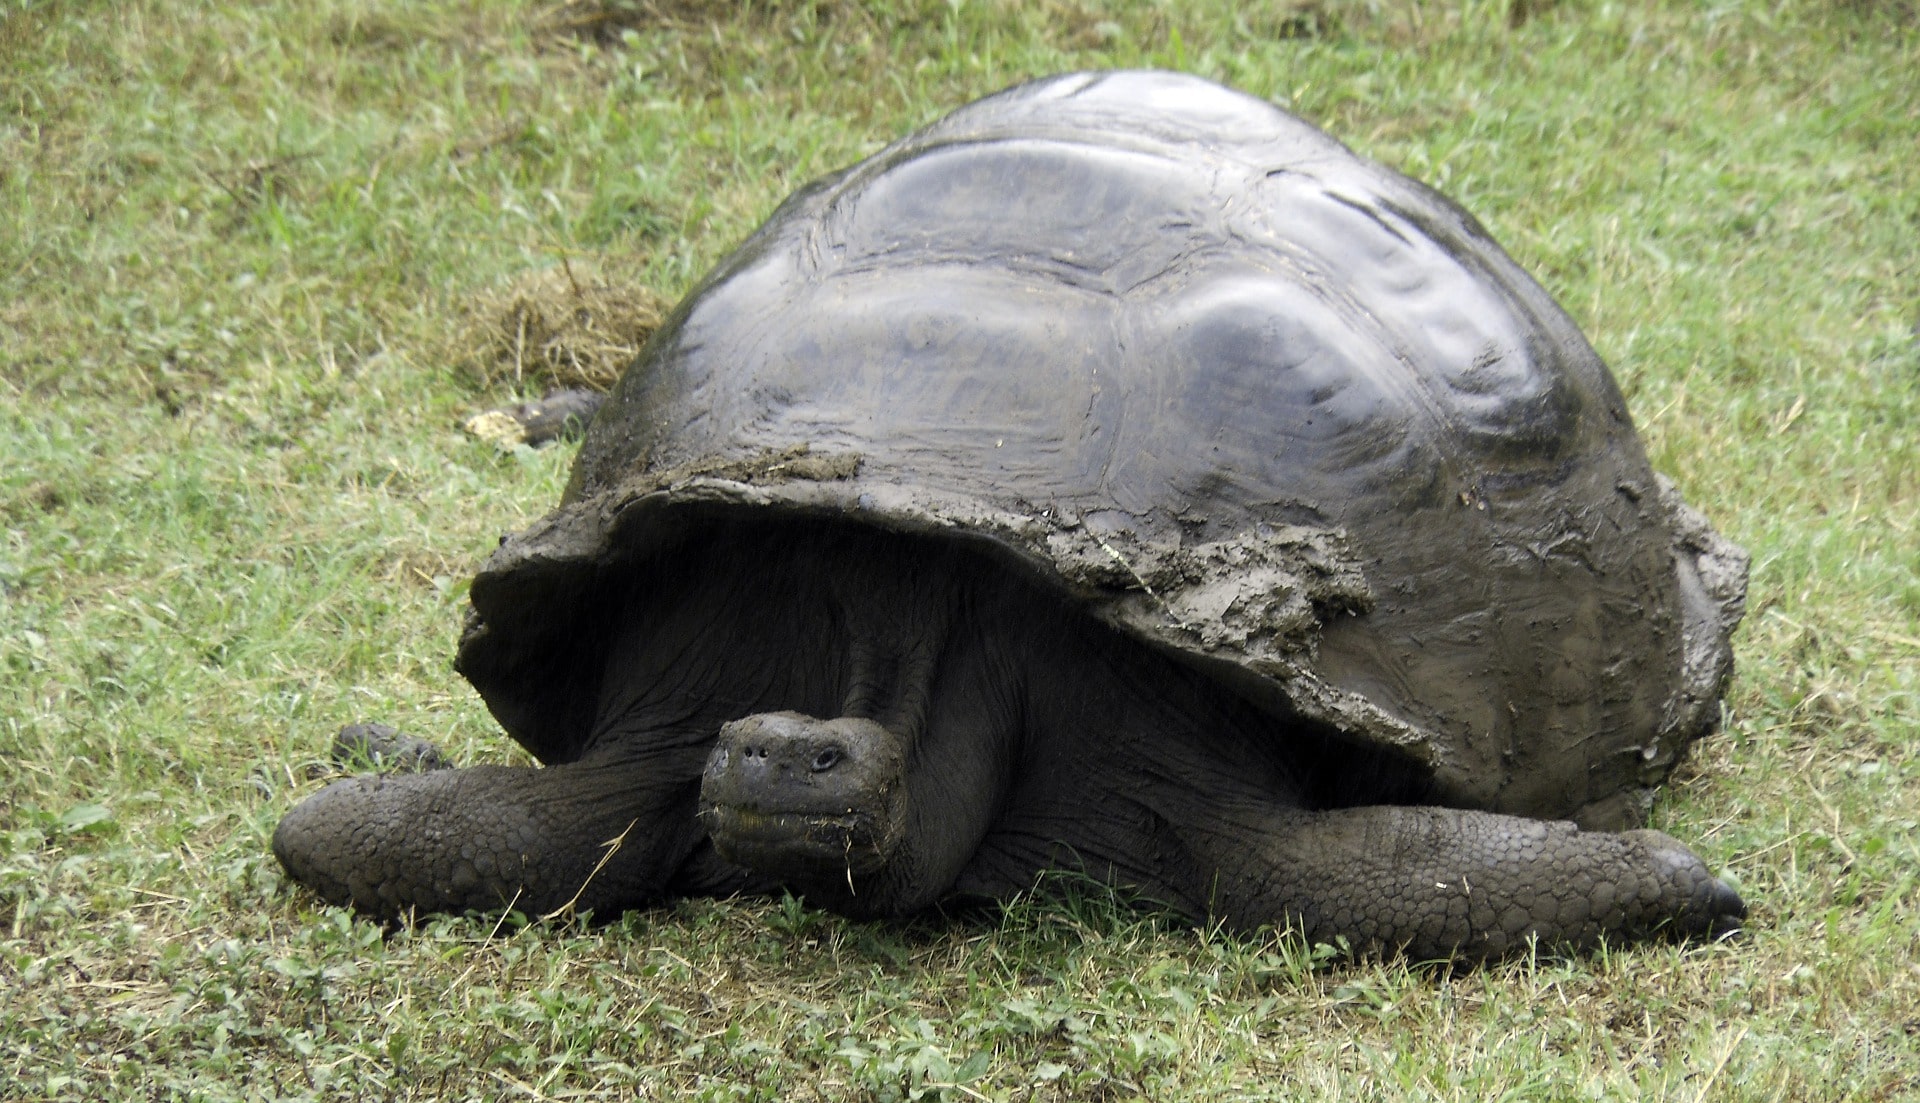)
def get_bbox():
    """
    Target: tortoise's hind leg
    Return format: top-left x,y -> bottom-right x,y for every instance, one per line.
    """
328,722 -> 454,773
1188,804 -> 1745,961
